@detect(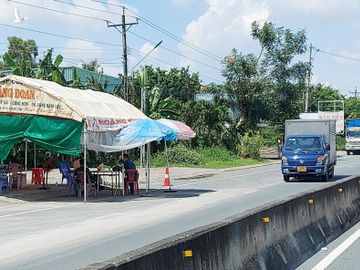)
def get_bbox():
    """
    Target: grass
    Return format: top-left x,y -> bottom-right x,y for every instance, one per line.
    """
151,146 -> 264,169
